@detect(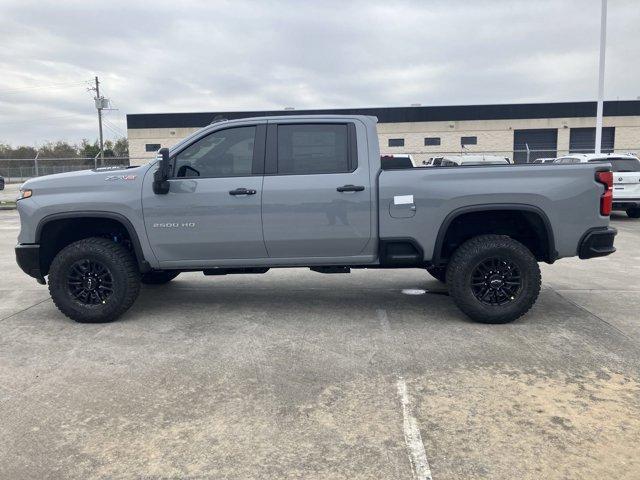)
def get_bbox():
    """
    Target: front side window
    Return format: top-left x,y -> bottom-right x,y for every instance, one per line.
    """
174,126 -> 256,178
277,124 -> 350,175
